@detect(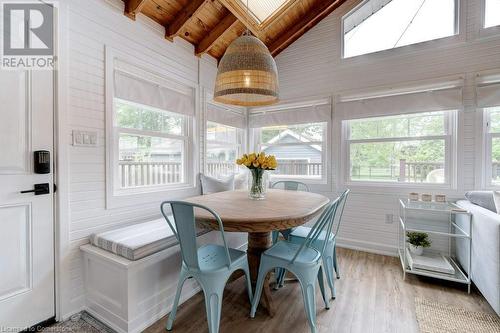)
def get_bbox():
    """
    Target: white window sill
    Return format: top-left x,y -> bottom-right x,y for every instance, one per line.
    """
106,183 -> 199,209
